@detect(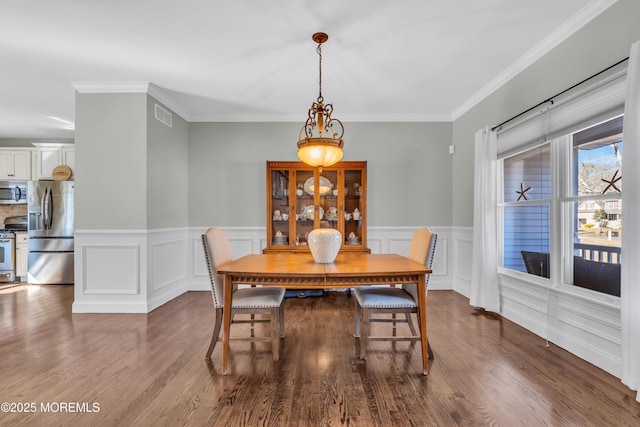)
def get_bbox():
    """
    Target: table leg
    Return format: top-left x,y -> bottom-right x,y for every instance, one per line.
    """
222,274 -> 233,375
417,274 -> 429,375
